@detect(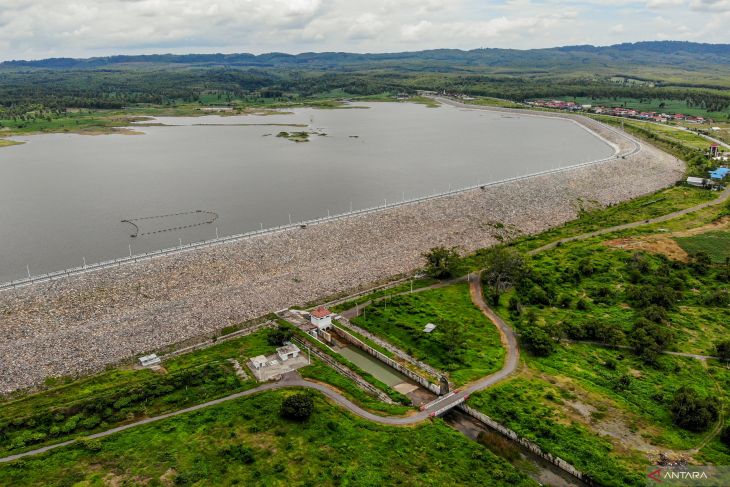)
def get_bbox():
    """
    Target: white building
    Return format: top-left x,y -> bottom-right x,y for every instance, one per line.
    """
138,354 -> 161,367
686,176 -> 708,188
310,306 -> 334,330
250,355 -> 268,370
277,344 -> 301,362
